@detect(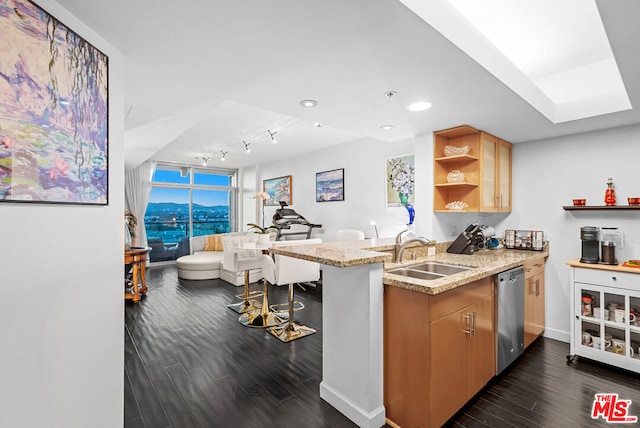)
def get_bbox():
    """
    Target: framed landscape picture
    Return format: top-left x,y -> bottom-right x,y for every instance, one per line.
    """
316,168 -> 344,202
263,175 -> 292,206
0,0 -> 109,205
